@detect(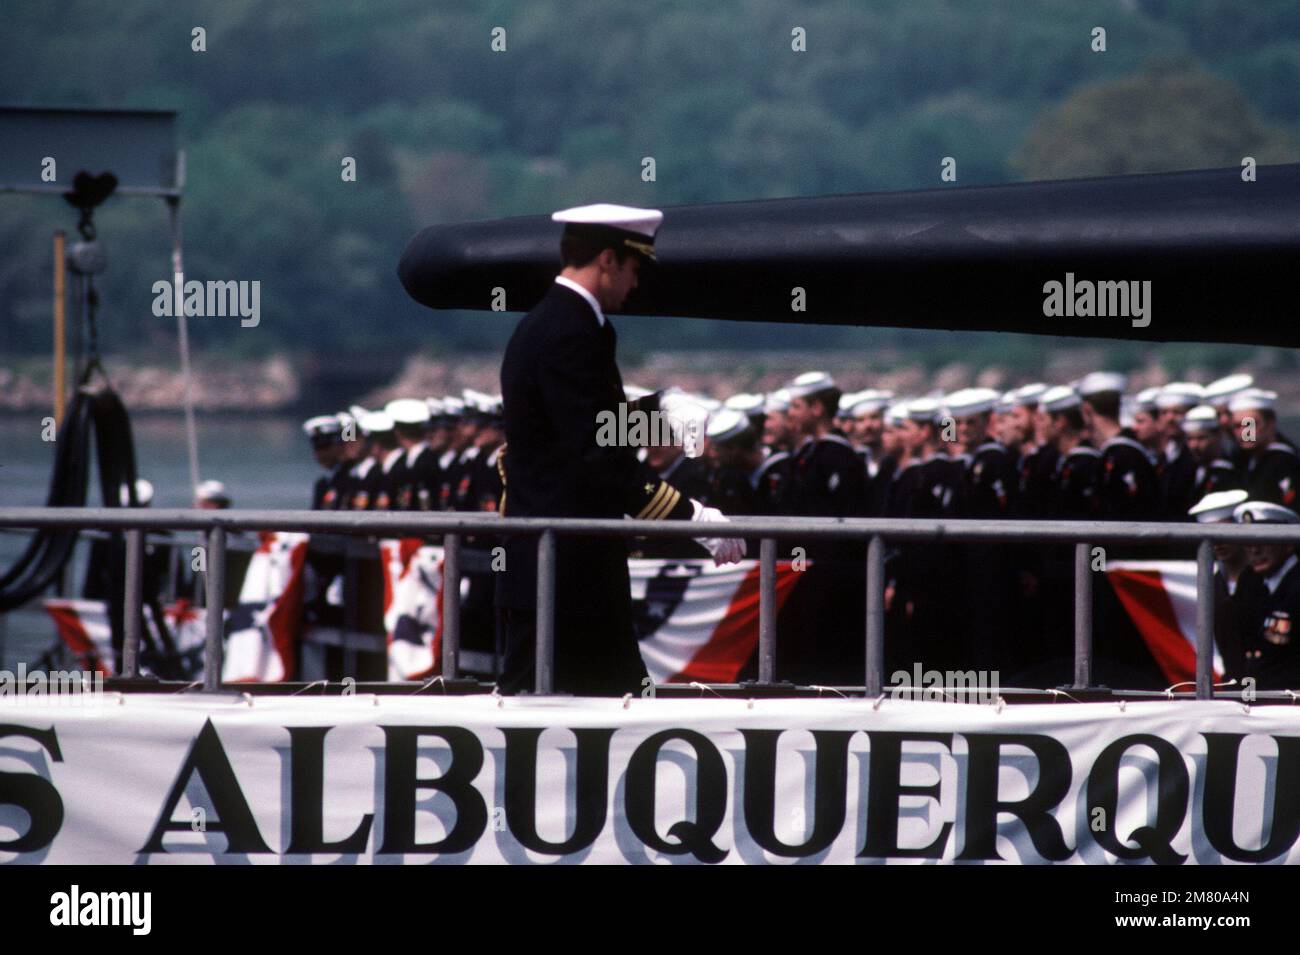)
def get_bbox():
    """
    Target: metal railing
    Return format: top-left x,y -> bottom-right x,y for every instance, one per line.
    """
3,506 -> 1300,700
